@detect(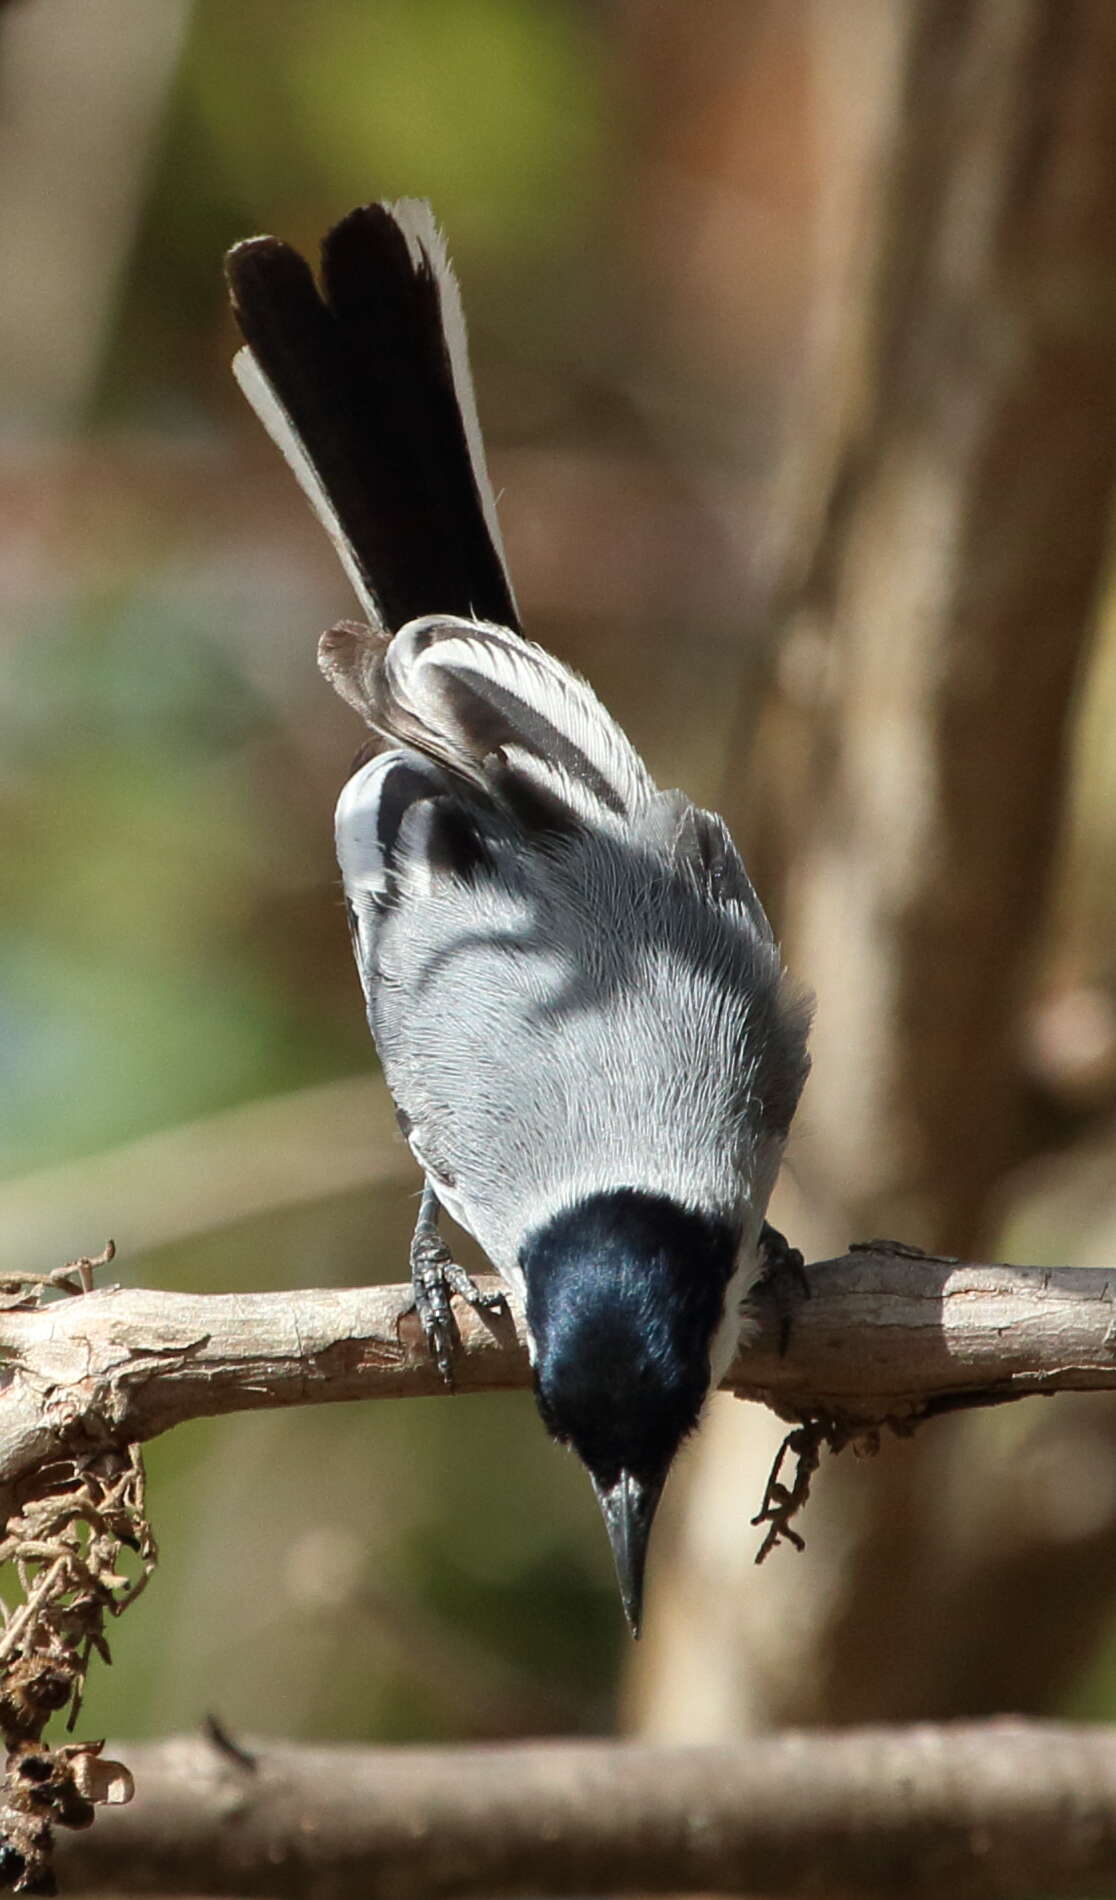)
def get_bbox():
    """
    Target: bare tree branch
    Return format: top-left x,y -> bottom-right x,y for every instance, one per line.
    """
1,1248 -> 1114,1521
52,1720 -> 1116,1897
